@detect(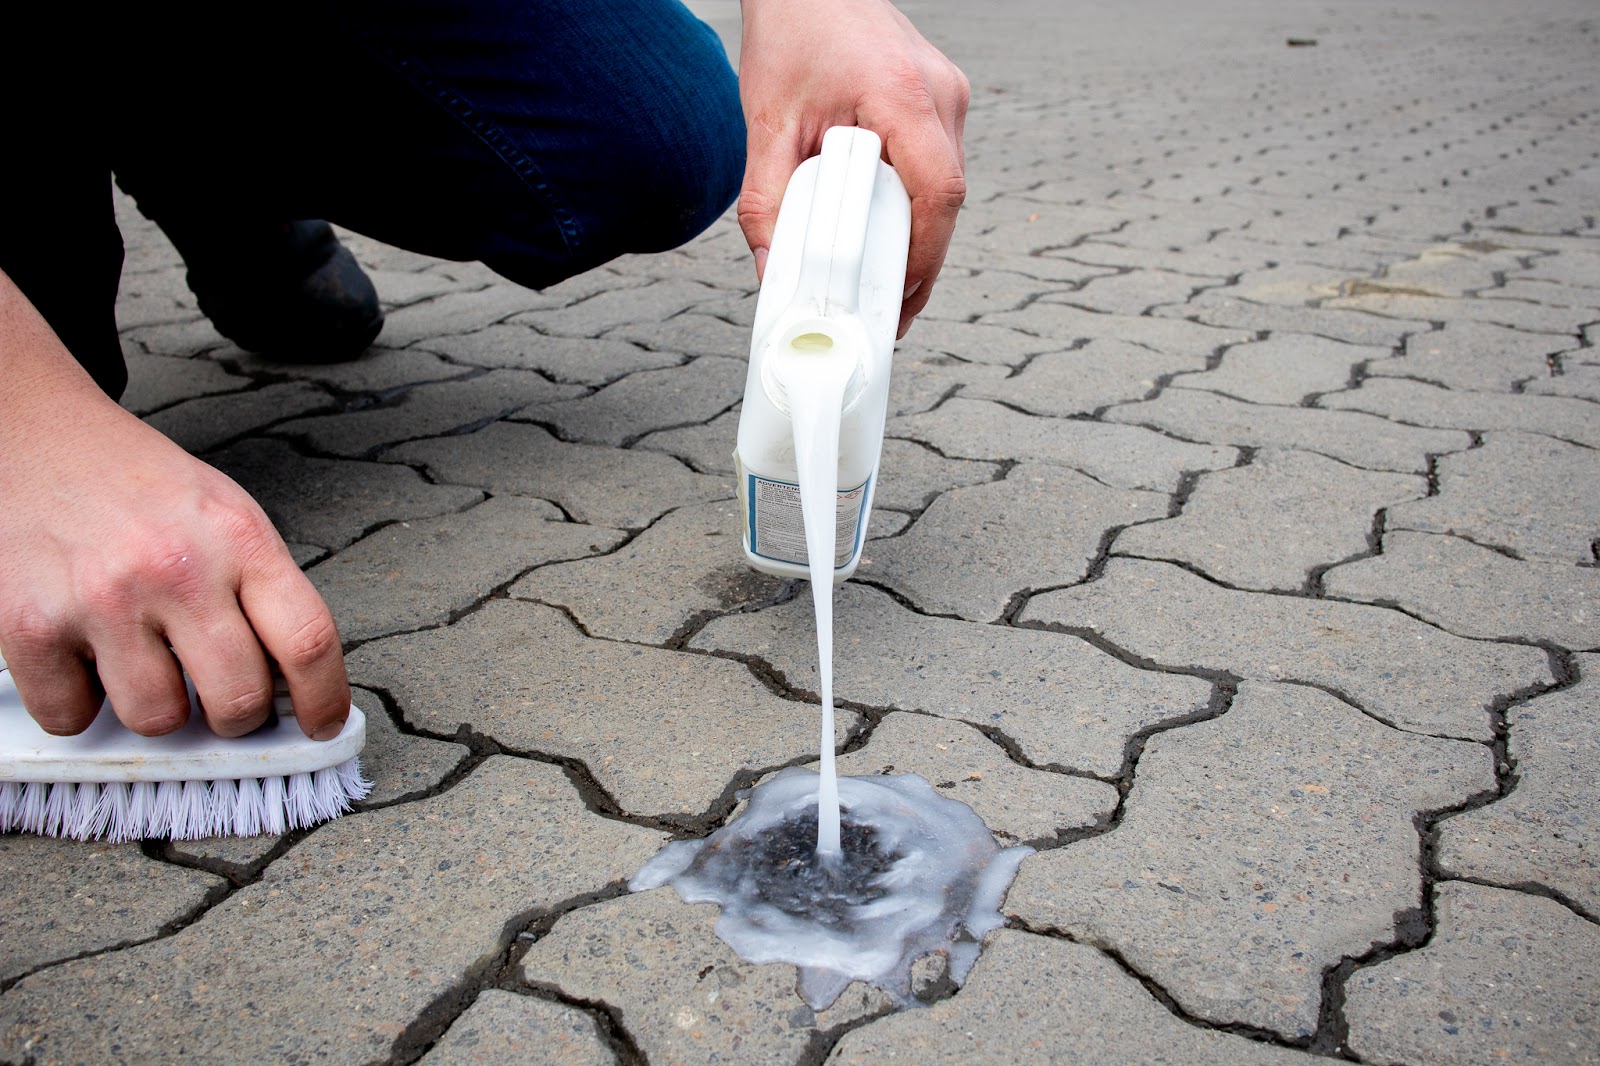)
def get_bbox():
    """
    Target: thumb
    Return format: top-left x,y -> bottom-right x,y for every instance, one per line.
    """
737,124 -> 807,281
